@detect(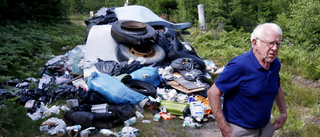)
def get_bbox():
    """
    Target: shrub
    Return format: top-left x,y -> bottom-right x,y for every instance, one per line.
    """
0,0 -> 67,22
0,21 -> 86,83
276,0 -> 320,52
